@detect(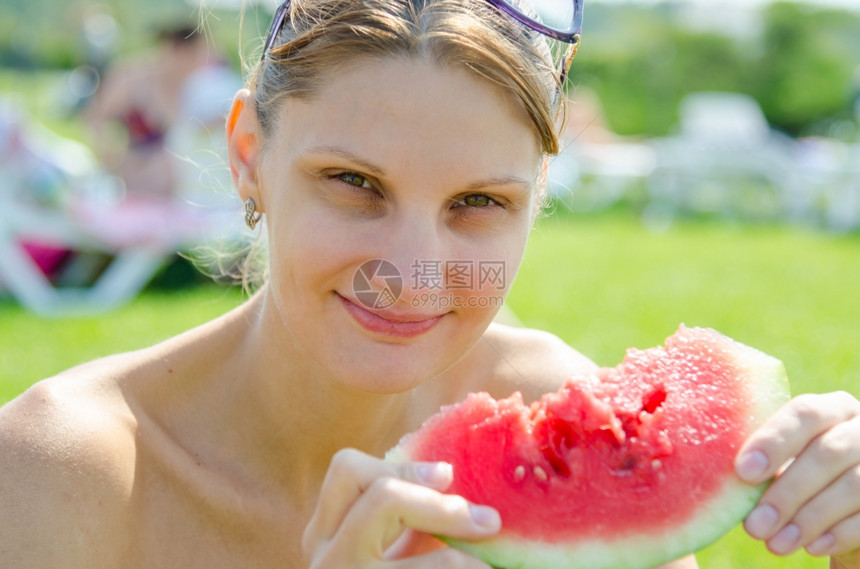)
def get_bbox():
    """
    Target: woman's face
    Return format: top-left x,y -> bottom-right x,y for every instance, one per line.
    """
255,56 -> 543,392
